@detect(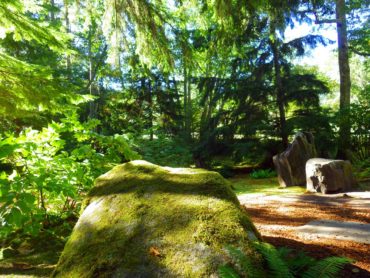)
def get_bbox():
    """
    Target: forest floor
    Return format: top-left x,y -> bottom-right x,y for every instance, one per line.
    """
1,176 -> 369,277
233,175 -> 370,278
